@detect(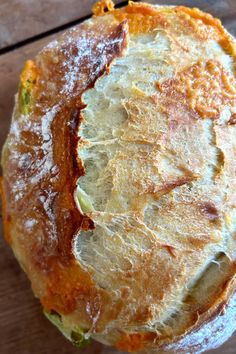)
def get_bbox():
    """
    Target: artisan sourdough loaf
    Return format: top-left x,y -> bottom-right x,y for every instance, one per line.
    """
1,1 -> 236,353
